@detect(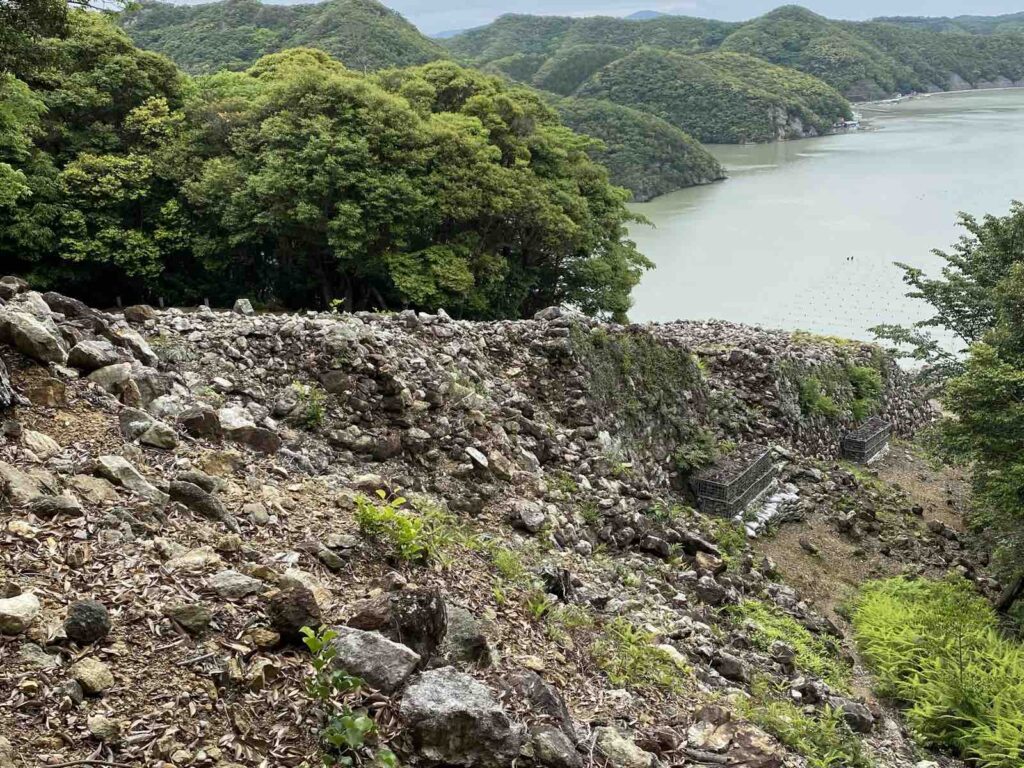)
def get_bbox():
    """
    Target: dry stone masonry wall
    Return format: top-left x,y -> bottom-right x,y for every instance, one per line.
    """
0,278 -> 955,768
